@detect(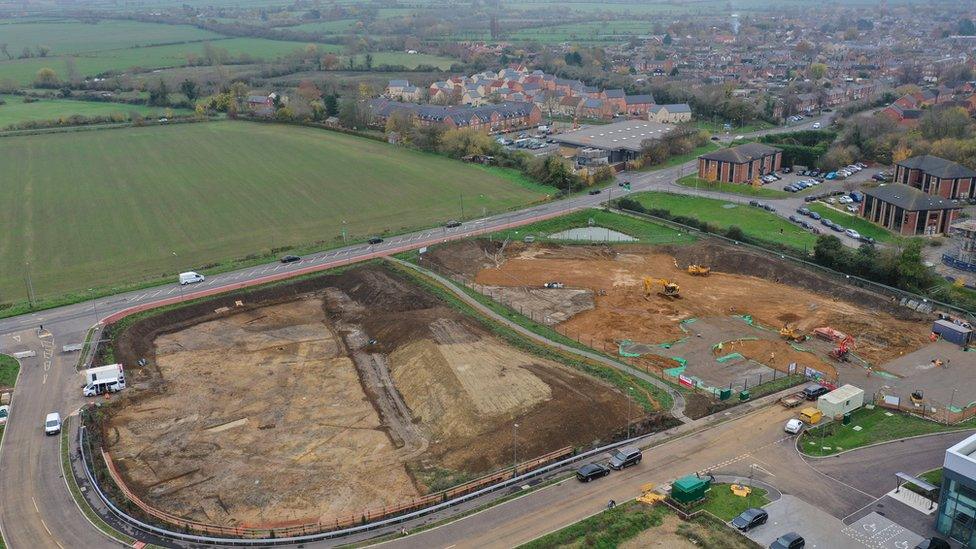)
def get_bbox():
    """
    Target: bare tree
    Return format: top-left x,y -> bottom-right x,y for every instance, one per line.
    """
0,43 -> 10,60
